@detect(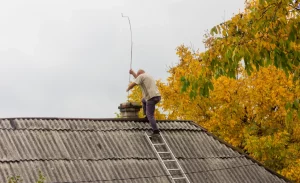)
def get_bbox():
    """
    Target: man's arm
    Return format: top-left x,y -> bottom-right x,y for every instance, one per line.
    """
129,69 -> 138,78
126,82 -> 137,92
